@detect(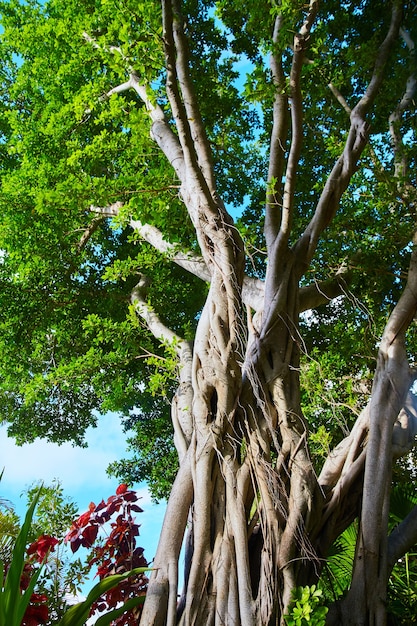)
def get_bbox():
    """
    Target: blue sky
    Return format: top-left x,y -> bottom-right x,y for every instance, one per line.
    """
0,413 -> 166,567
